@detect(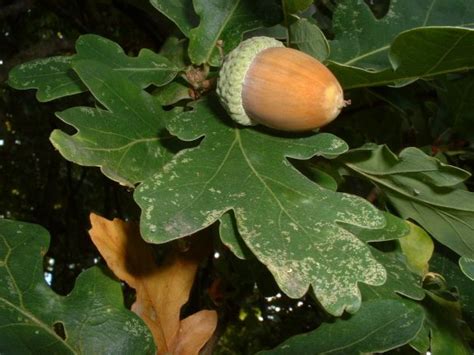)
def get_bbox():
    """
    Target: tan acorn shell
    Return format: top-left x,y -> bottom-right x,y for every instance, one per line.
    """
241,47 -> 345,131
